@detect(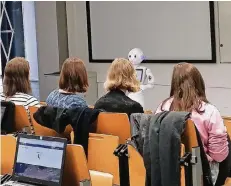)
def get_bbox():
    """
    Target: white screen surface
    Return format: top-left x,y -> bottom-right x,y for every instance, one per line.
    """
17,138 -> 64,169
88,1 -> 213,61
